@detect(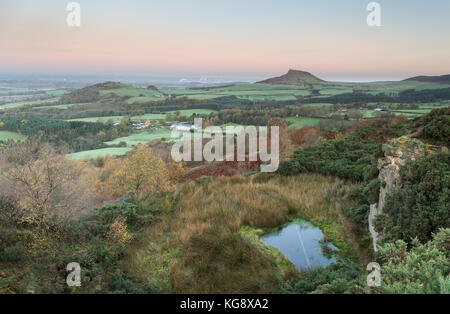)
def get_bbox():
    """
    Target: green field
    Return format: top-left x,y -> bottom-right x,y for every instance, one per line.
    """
37,103 -> 89,109
67,147 -> 132,160
0,131 -> 26,141
68,109 -> 217,123
99,87 -> 162,97
303,103 -> 333,107
0,98 -> 60,110
68,113 -> 167,123
67,116 -> 130,123
44,90 -> 67,96
285,117 -> 324,130
105,128 -> 178,146
126,96 -> 165,104
393,109 -> 433,114
168,109 -> 216,116
161,83 -> 313,101
130,113 -> 168,121
319,88 -> 353,95
418,102 -> 449,108
184,94 -> 224,100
